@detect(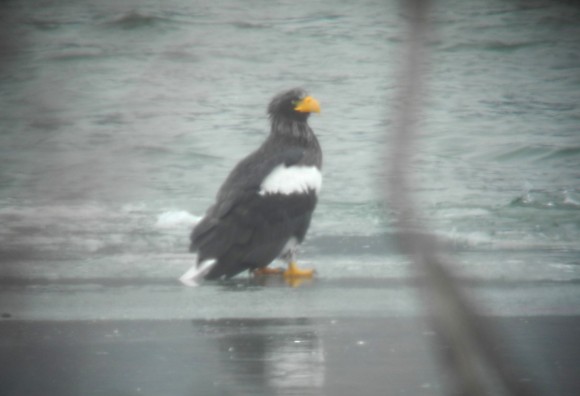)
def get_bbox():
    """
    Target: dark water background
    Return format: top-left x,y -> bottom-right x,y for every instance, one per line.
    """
1,0 -> 580,395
